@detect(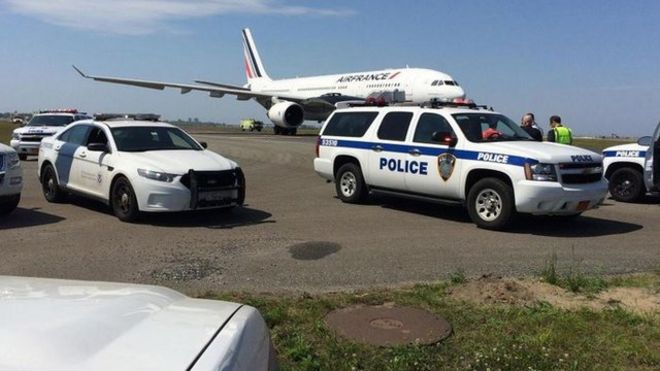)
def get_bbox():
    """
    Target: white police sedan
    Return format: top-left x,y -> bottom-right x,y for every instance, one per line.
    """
38,114 -> 245,222
0,276 -> 278,370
